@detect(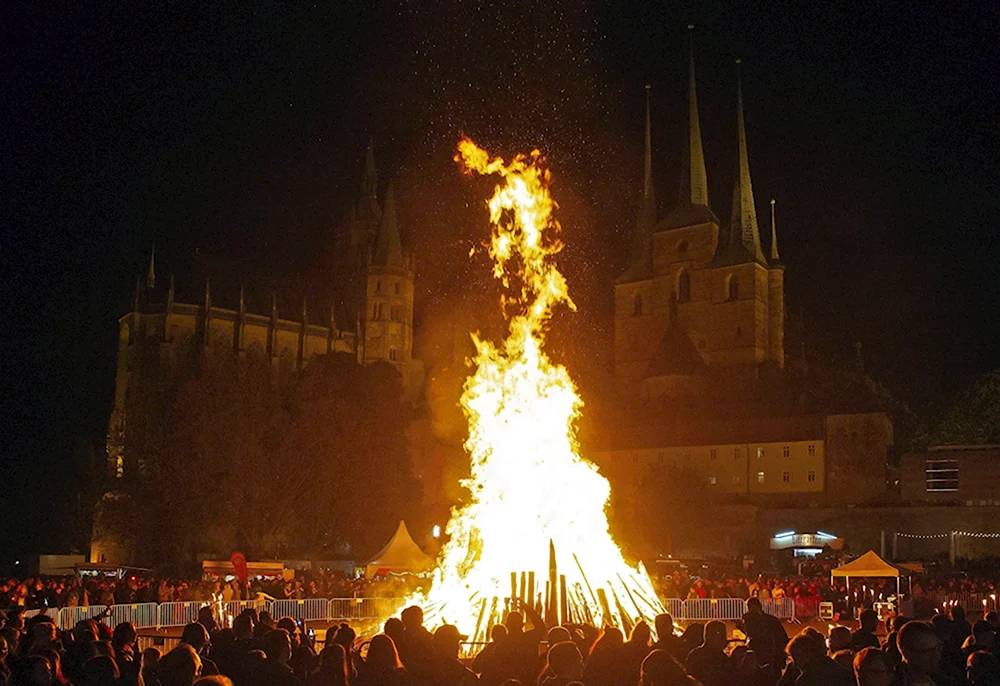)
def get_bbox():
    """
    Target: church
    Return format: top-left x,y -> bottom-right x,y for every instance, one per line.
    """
614,43 -> 784,400
104,143 -> 422,482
